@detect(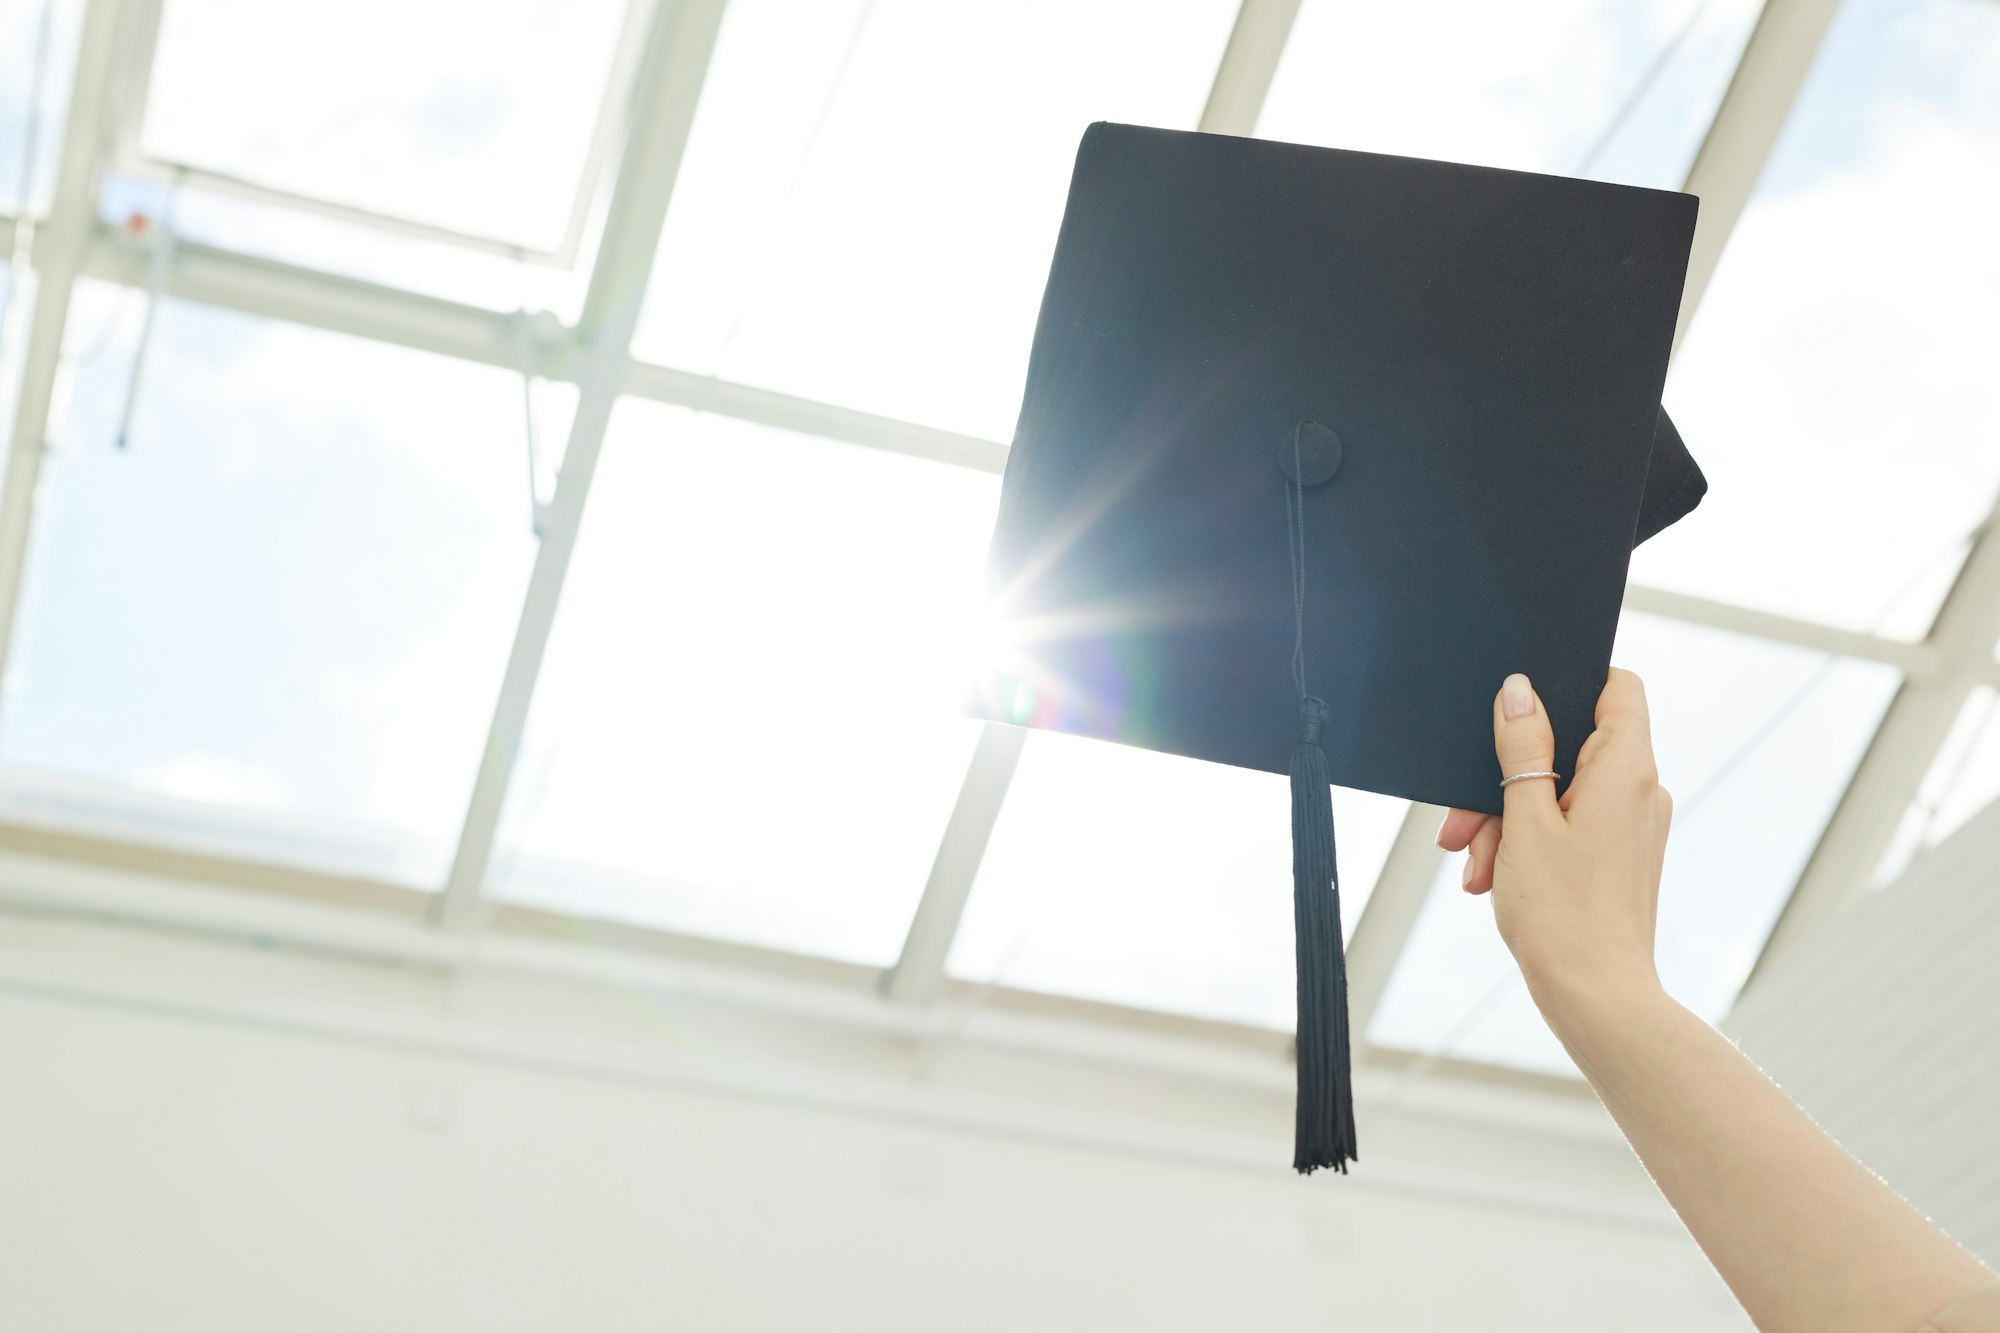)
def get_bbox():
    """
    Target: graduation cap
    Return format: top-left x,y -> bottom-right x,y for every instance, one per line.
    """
971,124 -> 1705,1174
